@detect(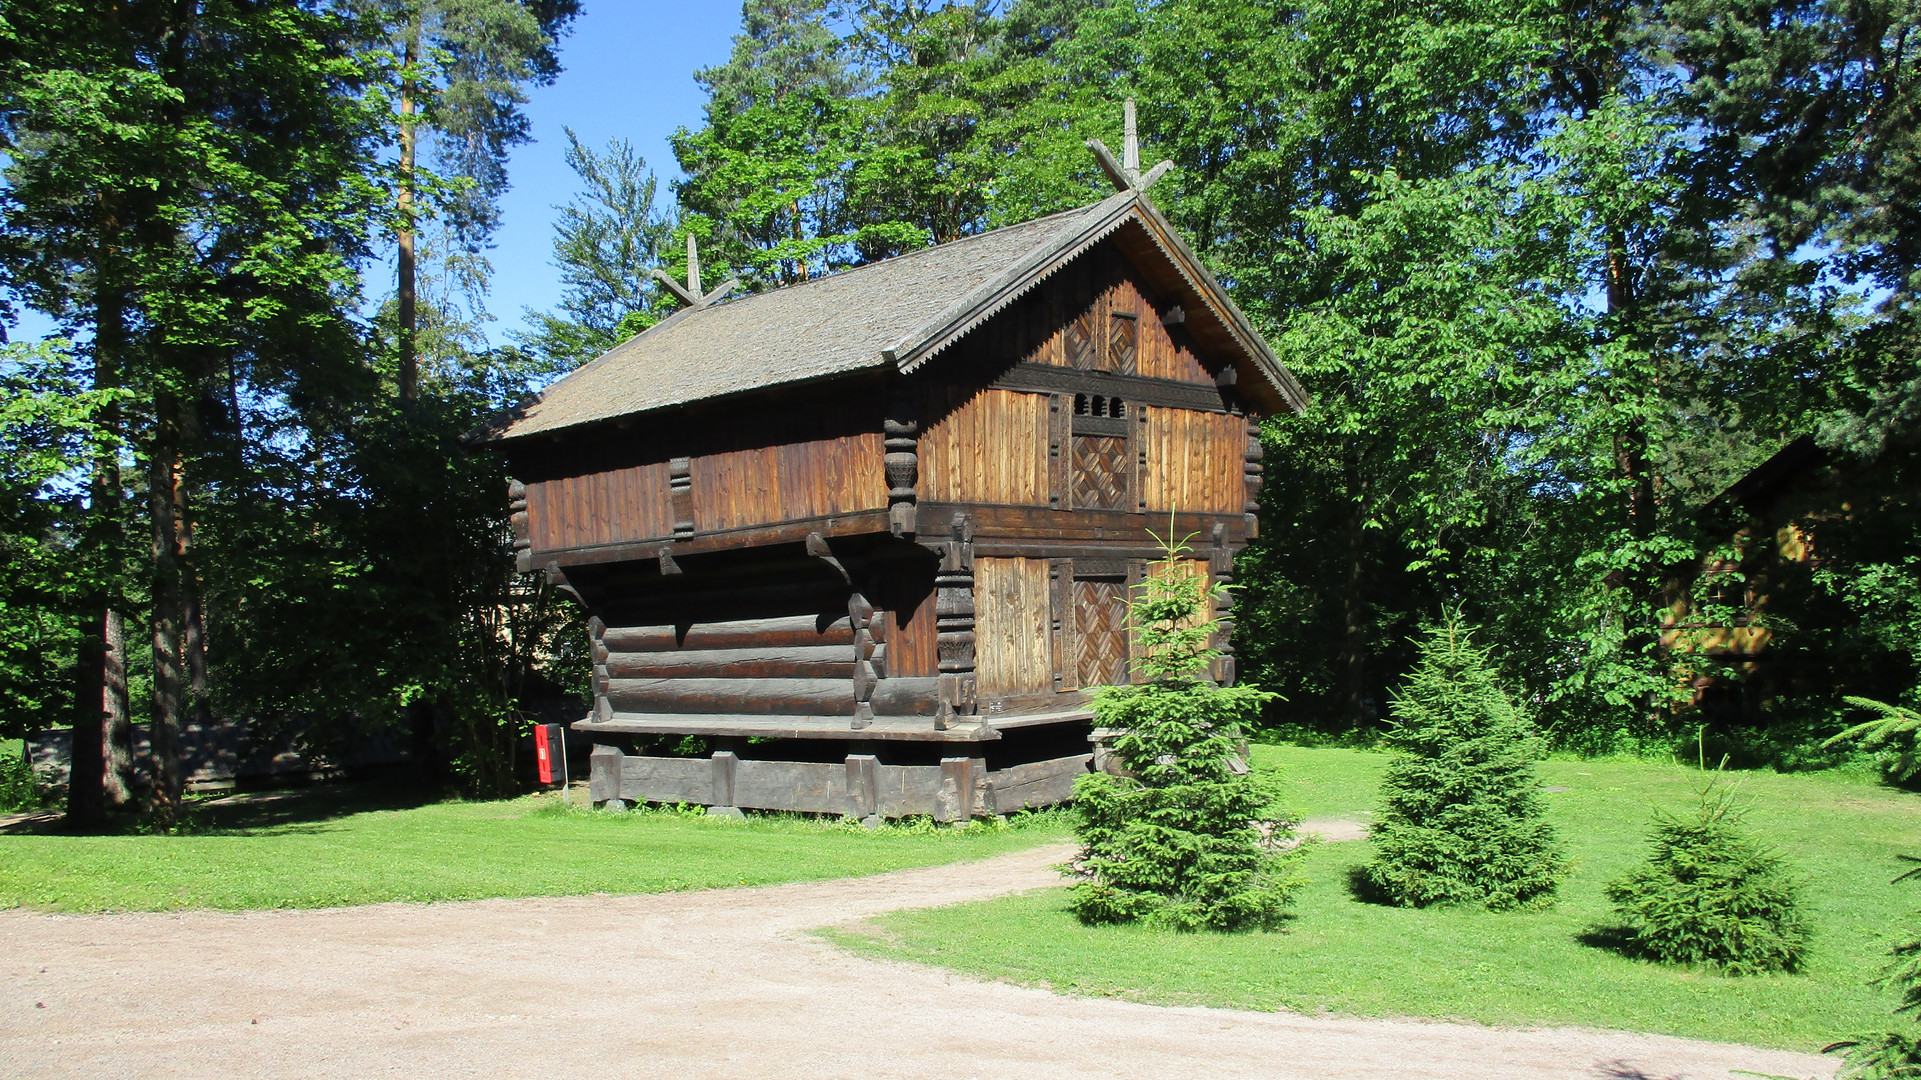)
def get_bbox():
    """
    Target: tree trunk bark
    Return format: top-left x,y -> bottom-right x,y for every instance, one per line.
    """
1341,447 -> 1370,729
147,392 -> 186,824
176,476 -> 213,737
396,25 -> 419,403
102,607 -> 134,807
